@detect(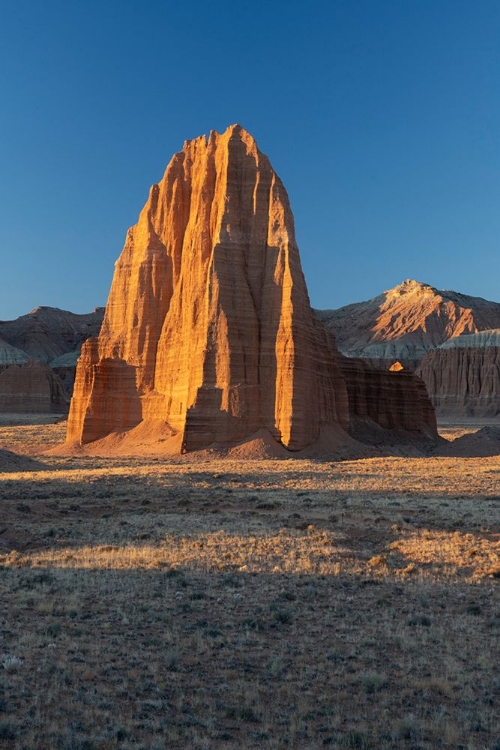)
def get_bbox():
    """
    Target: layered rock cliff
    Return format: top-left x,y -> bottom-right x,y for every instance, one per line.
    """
317,280 -> 500,370
0,360 -> 67,413
0,307 -> 105,408
417,330 -> 500,417
340,357 -> 437,437
0,338 -> 30,367
67,125 -> 437,454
